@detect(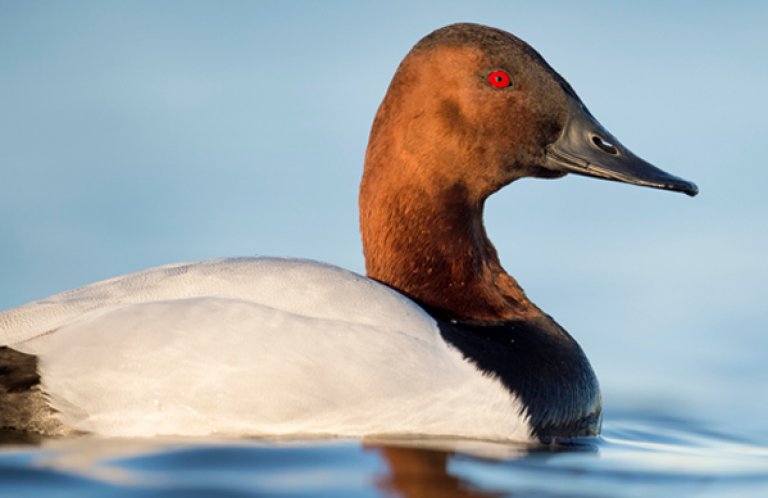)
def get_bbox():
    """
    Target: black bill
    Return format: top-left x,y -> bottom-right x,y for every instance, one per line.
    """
545,99 -> 698,197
